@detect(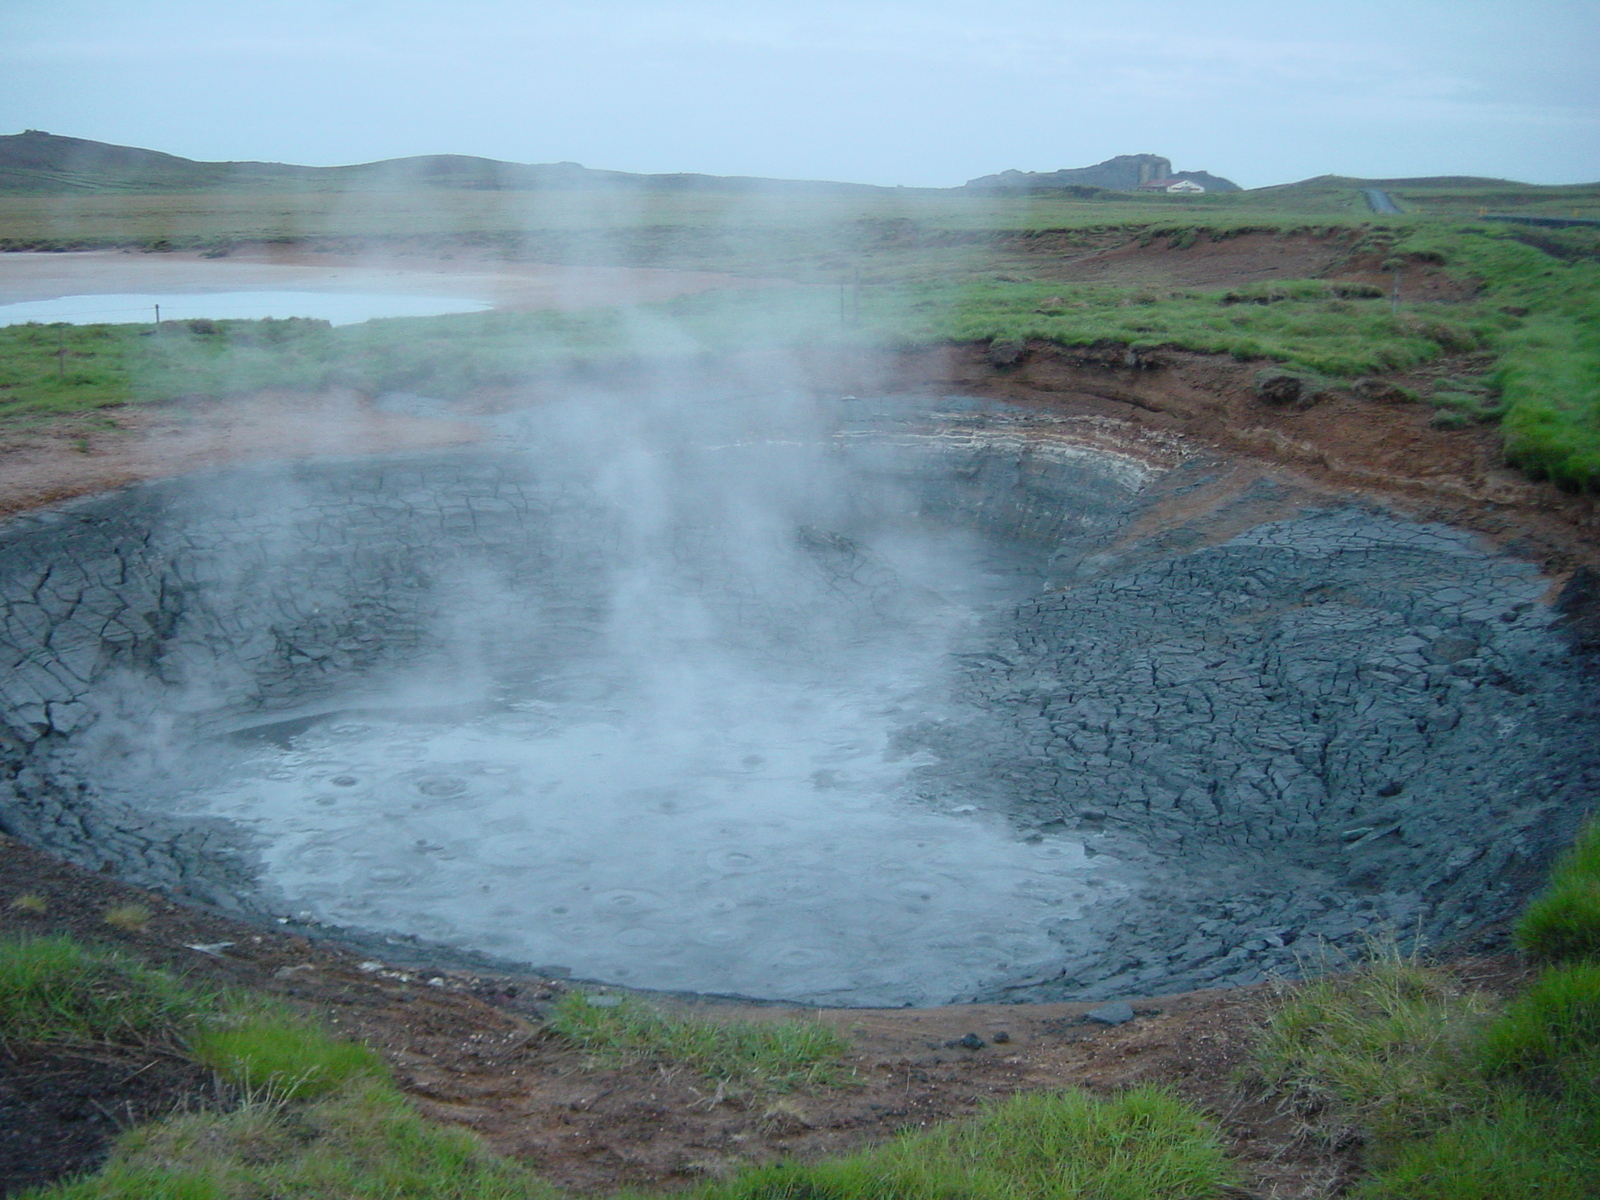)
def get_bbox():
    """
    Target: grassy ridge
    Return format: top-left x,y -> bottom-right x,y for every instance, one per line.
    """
6,934 -> 1237,1200
1397,225 -> 1600,487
